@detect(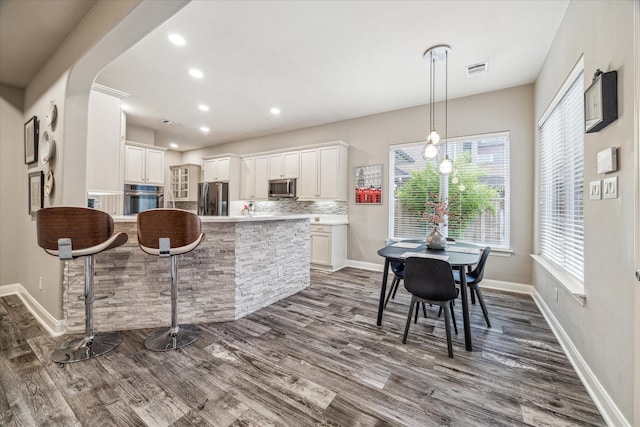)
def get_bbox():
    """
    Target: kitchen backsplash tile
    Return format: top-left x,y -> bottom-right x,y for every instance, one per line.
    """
251,200 -> 348,215
174,201 -> 197,211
